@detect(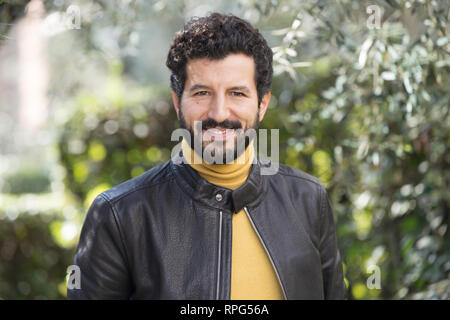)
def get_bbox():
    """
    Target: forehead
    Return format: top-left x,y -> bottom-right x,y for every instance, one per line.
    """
184,53 -> 256,89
